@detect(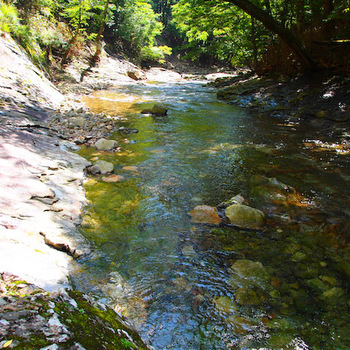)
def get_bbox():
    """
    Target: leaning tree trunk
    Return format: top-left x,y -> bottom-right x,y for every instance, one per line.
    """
61,28 -> 80,68
91,0 -> 110,64
219,0 -> 317,70
61,4 -> 83,68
